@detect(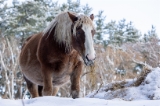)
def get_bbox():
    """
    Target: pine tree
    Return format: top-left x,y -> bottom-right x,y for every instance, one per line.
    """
0,0 -> 7,18
95,11 -> 106,42
144,25 -> 158,42
60,0 -> 92,16
105,21 -> 117,45
125,21 -> 141,43
82,4 -> 92,15
67,0 -> 81,13
0,0 -> 10,36
0,0 -> 62,43
106,19 -> 141,46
